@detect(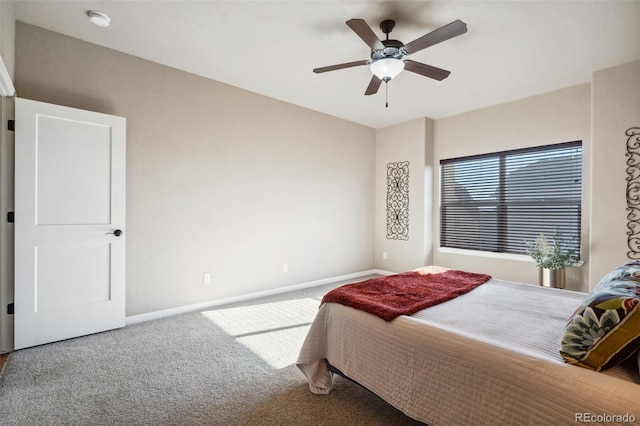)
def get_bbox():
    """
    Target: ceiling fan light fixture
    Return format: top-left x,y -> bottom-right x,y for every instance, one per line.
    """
370,58 -> 404,81
87,10 -> 111,28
